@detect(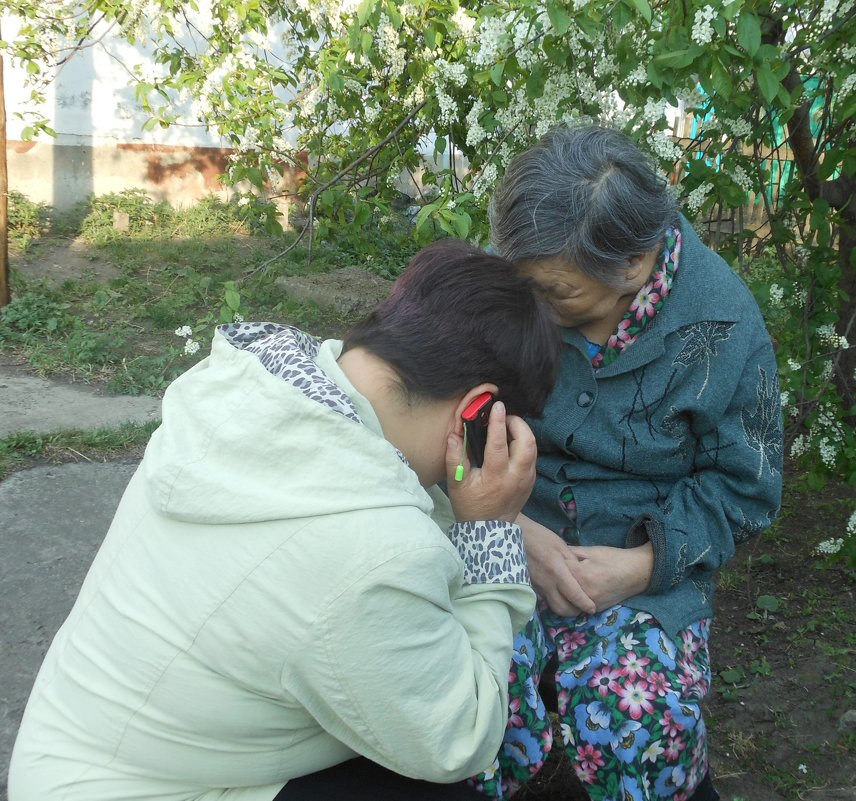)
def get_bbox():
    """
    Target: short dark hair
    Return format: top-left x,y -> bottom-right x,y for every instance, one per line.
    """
344,239 -> 561,418
489,124 -> 679,288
